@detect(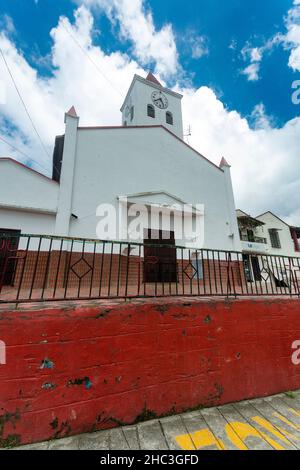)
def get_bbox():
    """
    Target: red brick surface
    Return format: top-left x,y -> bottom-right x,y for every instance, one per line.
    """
0,297 -> 300,446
